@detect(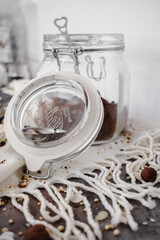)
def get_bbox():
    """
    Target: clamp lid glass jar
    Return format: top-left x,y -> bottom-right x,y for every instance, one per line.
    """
4,72 -> 103,172
38,34 -> 130,144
